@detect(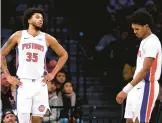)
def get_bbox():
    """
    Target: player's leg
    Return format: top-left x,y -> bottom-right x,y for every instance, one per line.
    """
134,117 -> 149,123
125,82 -> 146,123
31,116 -> 43,123
126,117 -> 141,123
18,113 -> 31,123
134,118 -> 140,123
16,79 -> 33,123
124,88 -> 136,123
125,98 -> 134,123
32,82 -> 50,123
126,118 -> 133,123
138,81 -> 159,122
